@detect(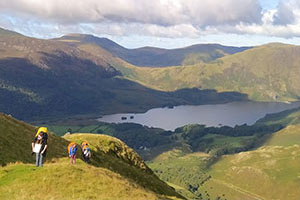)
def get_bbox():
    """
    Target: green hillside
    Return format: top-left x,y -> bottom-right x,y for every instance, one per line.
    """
0,113 -> 68,165
63,133 -> 183,198
0,30 -> 246,121
0,160 -> 162,200
0,113 -> 183,200
205,124 -> 300,200
147,108 -> 300,199
55,34 -> 250,67
43,112 -> 289,199
117,43 -> 300,102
